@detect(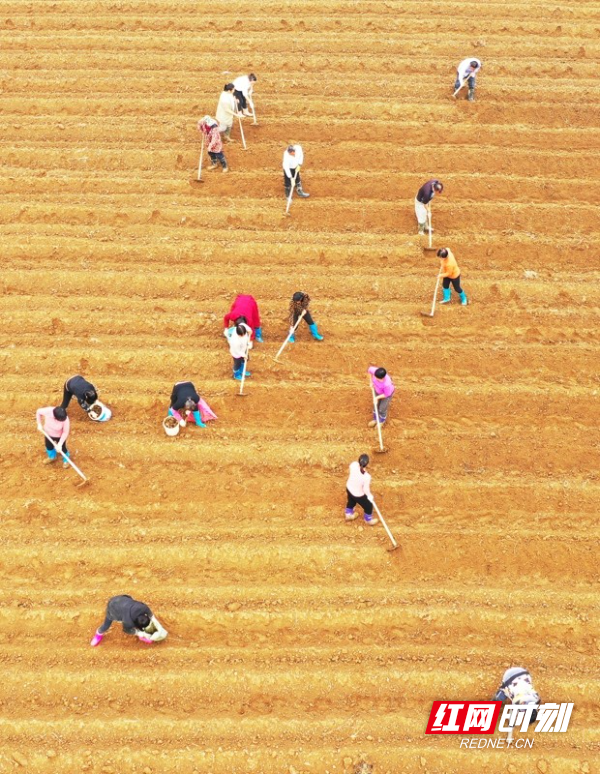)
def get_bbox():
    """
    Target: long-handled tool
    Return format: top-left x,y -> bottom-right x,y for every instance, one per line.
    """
274,309 -> 306,361
370,384 -> 388,454
237,342 -> 250,397
249,99 -> 258,125
370,499 -> 400,552
235,109 -> 247,150
421,273 -> 442,318
453,76 -> 471,98
196,134 -> 205,182
423,208 -> 436,252
39,427 -> 89,486
284,171 -> 298,217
